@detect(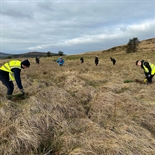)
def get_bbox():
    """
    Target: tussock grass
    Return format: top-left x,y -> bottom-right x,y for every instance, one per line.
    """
0,38 -> 155,154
